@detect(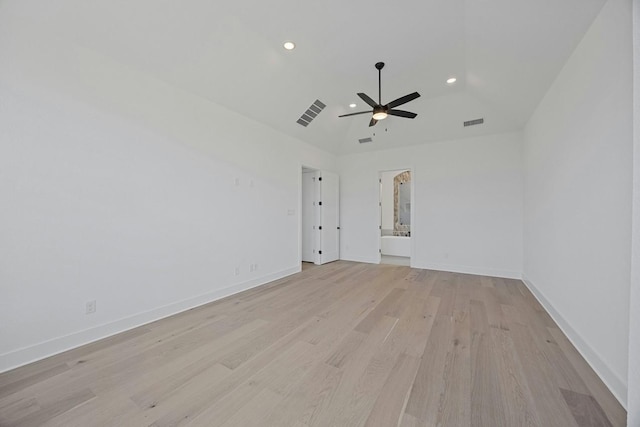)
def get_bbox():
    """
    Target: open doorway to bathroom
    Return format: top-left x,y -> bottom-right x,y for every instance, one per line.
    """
379,169 -> 411,266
